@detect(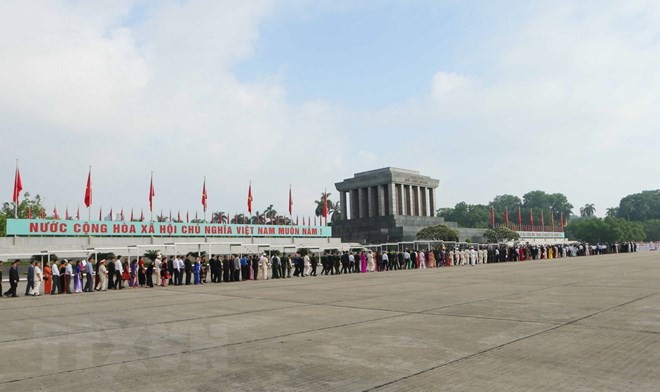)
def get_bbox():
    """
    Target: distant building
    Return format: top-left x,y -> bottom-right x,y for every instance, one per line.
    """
333,167 -> 456,243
